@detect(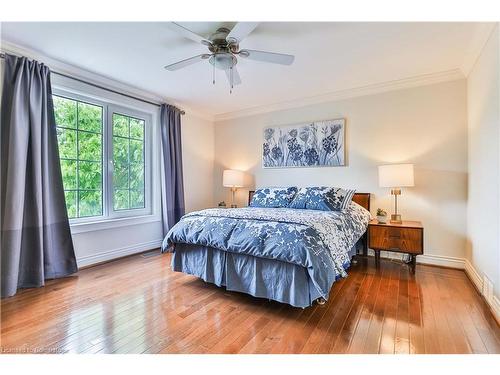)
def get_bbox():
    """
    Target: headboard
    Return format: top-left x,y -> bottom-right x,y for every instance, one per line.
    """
248,190 -> 370,211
